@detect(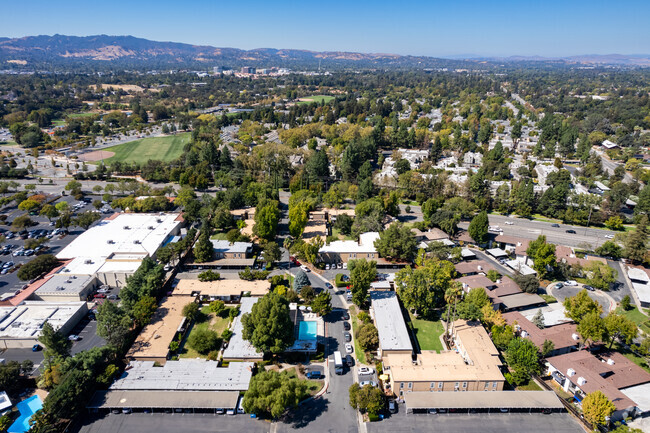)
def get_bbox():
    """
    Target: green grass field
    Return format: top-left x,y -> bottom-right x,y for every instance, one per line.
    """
179,306 -> 232,359
298,95 -> 335,105
51,119 -> 66,127
409,314 -> 444,352
616,306 -> 649,326
99,133 -> 190,164
67,112 -> 97,119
